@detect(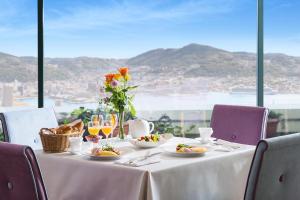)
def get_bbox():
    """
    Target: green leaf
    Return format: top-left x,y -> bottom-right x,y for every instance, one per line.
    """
105,87 -> 114,93
128,100 -> 136,117
126,85 -> 138,90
